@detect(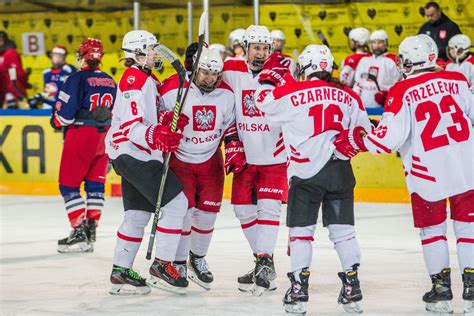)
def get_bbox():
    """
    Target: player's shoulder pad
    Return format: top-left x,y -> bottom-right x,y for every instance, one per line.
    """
385,53 -> 398,64
216,80 -> 233,93
438,69 -> 469,82
158,73 -> 189,96
342,85 -> 365,111
466,55 -> 474,65
119,67 -> 149,92
42,68 -> 52,75
223,58 -> 248,72
344,53 -> 371,69
63,64 -> 75,73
